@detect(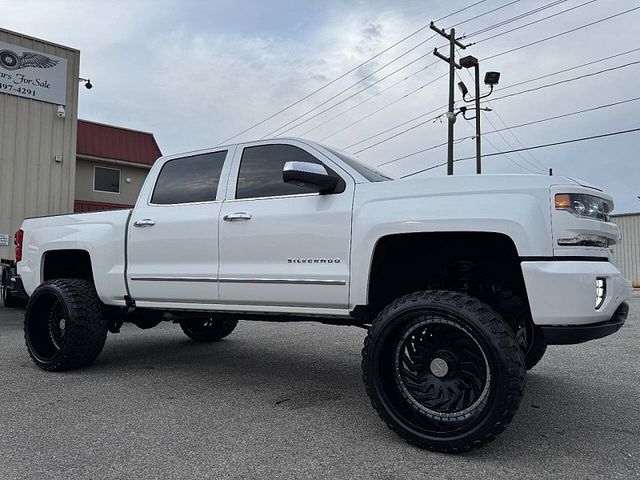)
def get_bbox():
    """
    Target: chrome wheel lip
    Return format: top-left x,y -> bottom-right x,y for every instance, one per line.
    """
393,316 -> 492,420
